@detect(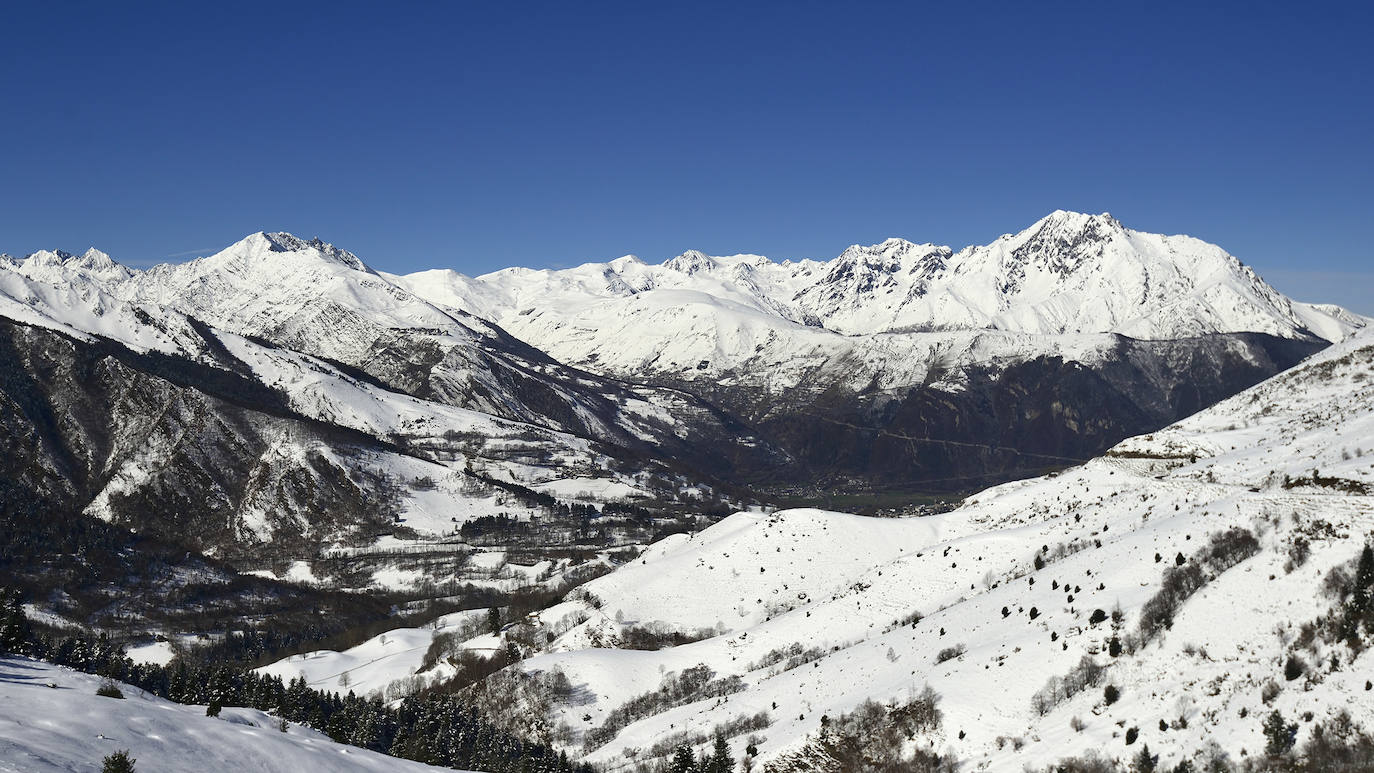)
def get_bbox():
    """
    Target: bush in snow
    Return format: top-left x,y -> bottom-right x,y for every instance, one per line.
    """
1134,528 -> 1260,648
96,680 -> 124,699
935,644 -> 966,664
